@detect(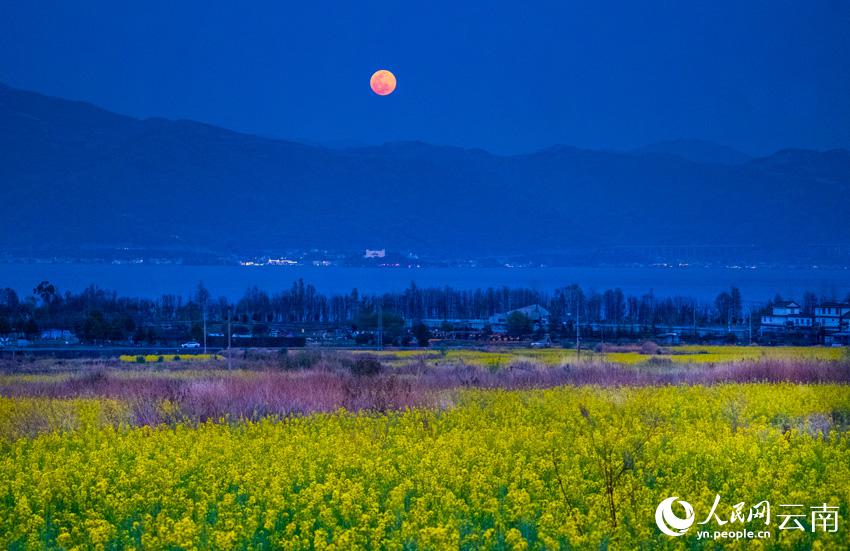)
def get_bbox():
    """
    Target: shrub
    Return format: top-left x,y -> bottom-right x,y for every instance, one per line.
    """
281,350 -> 323,371
639,341 -> 660,355
354,333 -> 373,345
351,355 -> 383,377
